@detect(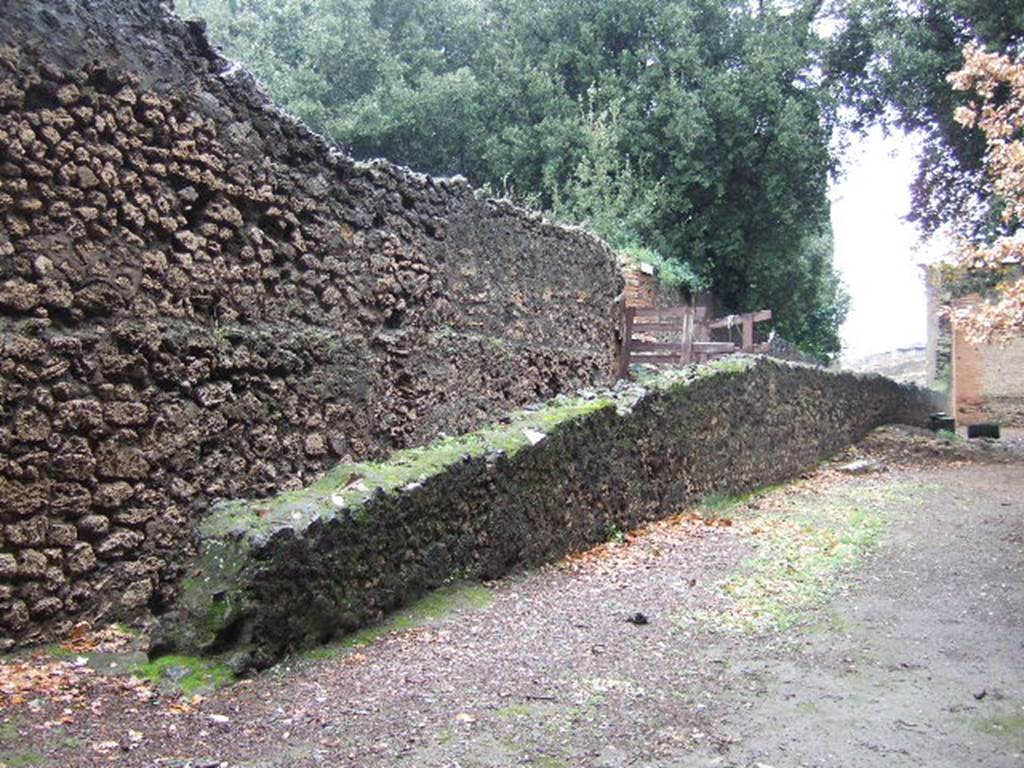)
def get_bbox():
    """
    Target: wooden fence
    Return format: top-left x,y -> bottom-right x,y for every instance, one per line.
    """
617,306 -> 773,379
